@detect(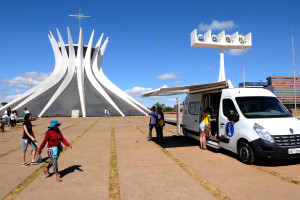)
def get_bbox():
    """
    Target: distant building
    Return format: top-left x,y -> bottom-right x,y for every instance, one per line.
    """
238,76 -> 300,107
238,82 -> 268,88
264,76 -> 300,107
